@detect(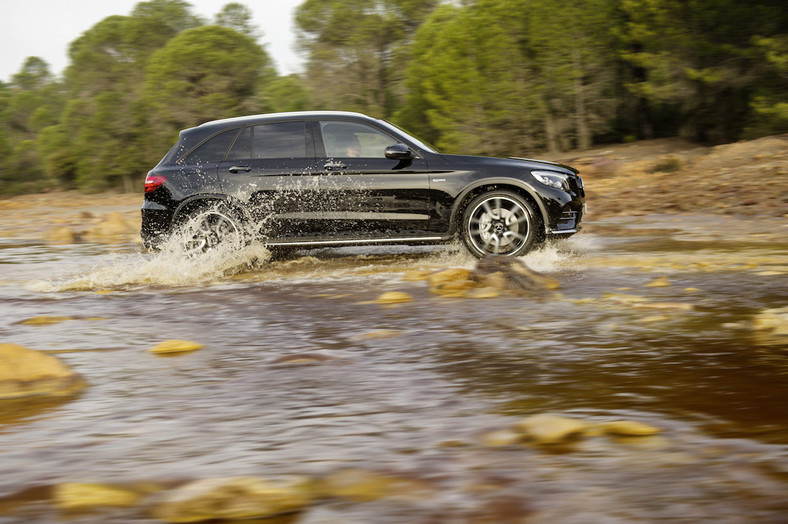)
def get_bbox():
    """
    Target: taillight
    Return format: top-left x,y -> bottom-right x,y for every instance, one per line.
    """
144,175 -> 167,193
